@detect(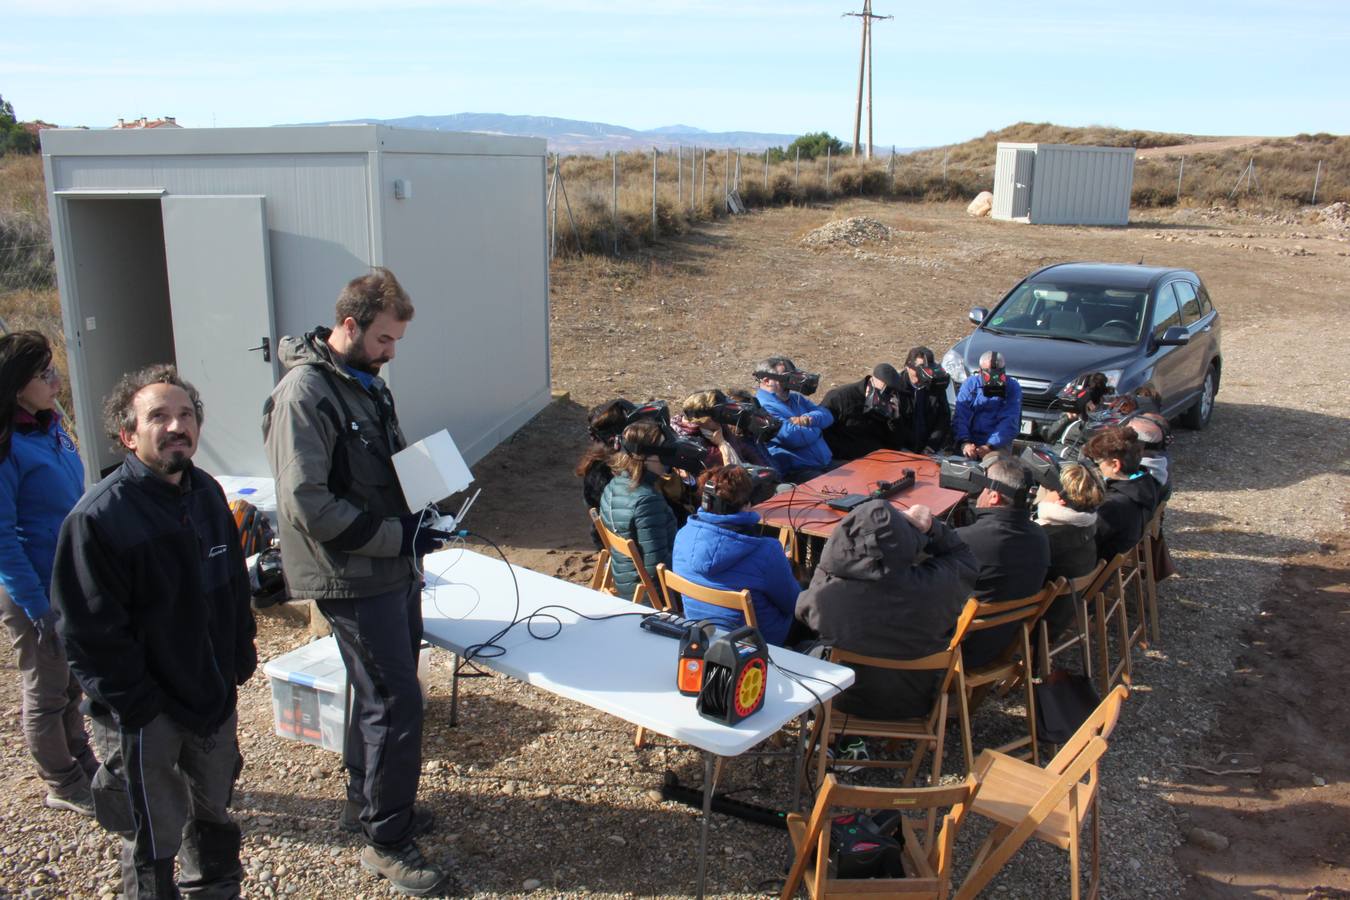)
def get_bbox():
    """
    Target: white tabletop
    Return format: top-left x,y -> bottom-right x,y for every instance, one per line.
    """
419,547 -> 854,758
